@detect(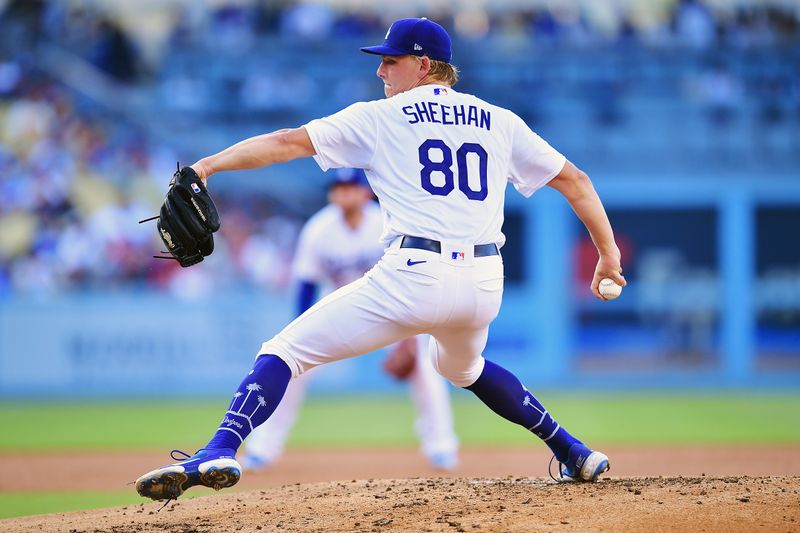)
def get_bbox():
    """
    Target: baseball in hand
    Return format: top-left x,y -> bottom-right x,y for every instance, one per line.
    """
598,278 -> 623,300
